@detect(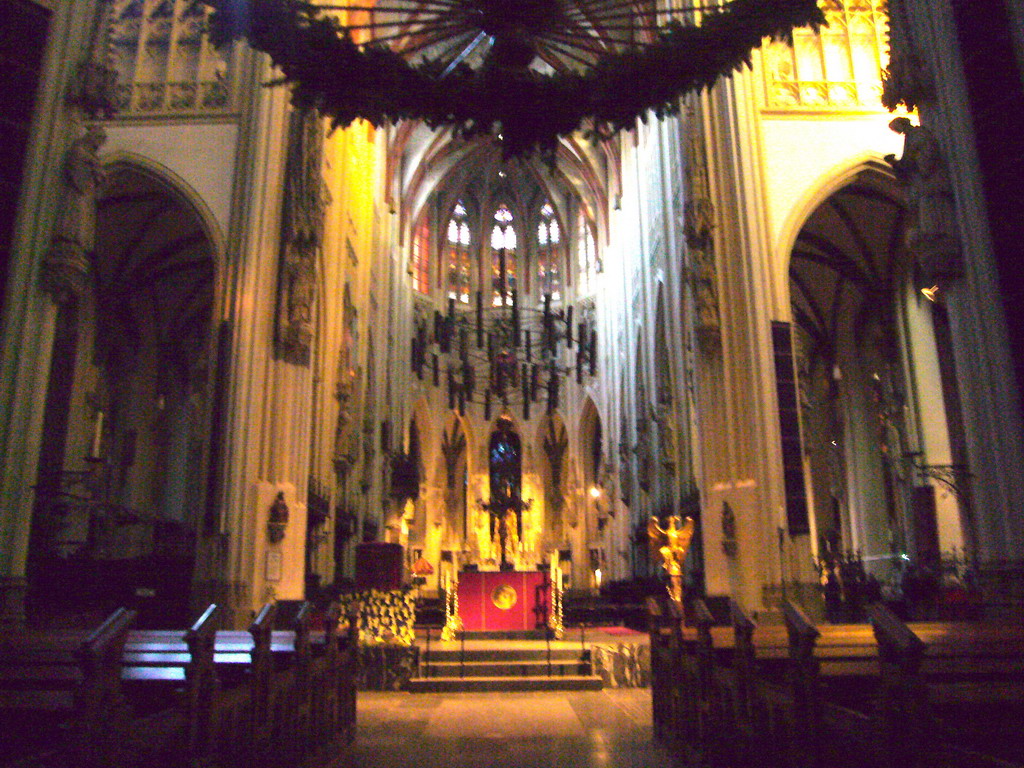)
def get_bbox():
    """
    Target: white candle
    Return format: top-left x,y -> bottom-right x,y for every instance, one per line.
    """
90,411 -> 104,458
